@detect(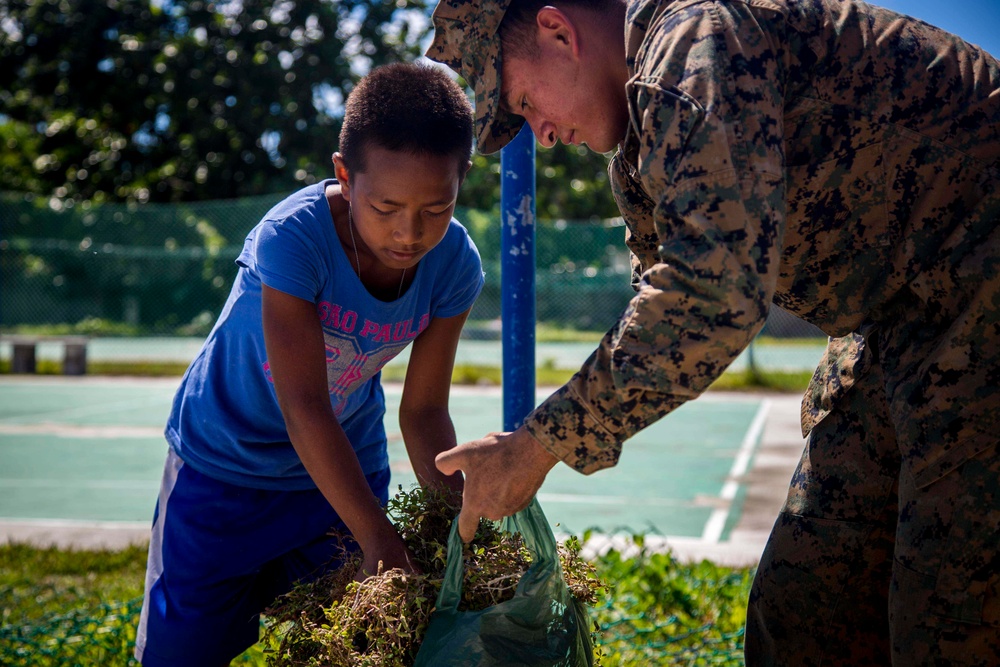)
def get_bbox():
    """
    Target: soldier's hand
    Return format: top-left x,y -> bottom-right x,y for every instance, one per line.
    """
435,427 -> 560,542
